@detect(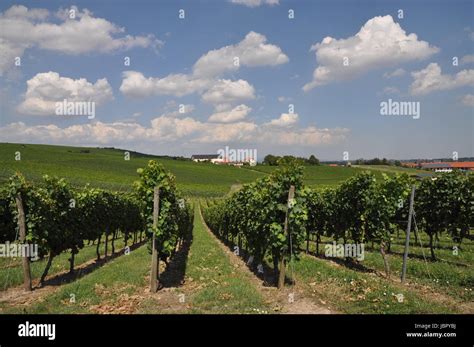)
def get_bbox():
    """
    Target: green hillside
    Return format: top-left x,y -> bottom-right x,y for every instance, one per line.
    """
0,143 -> 418,196
243,163 -> 419,188
0,143 -> 263,196
352,164 -> 426,175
